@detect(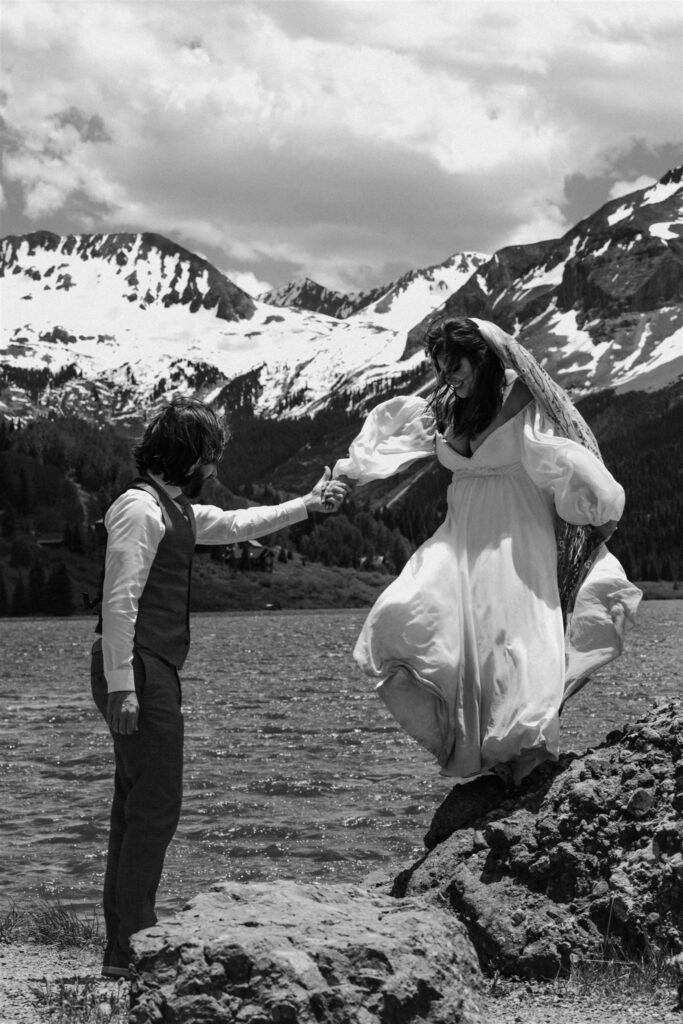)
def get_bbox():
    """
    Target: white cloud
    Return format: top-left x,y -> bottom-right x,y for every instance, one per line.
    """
1,0 -> 681,287
225,269 -> 273,296
609,175 -> 658,201
498,196 -> 571,248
